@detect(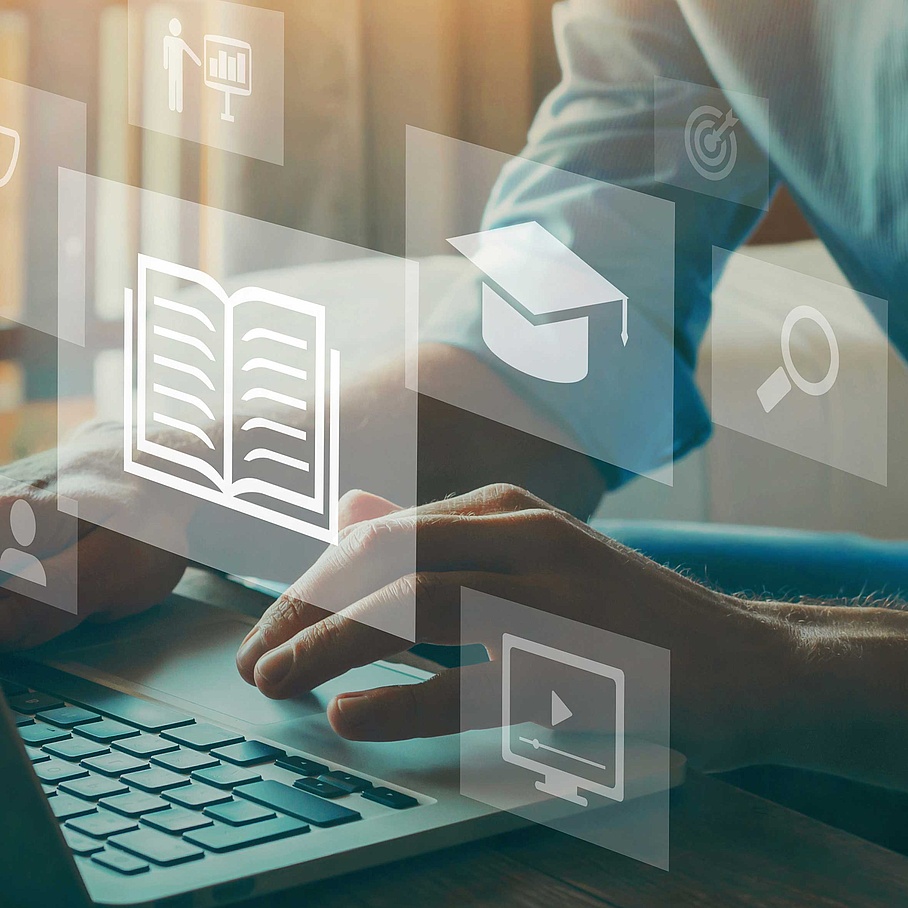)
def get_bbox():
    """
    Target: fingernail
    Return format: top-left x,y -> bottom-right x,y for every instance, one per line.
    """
334,693 -> 372,731
256,645 -> 295,688
236,629 -> 262,666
